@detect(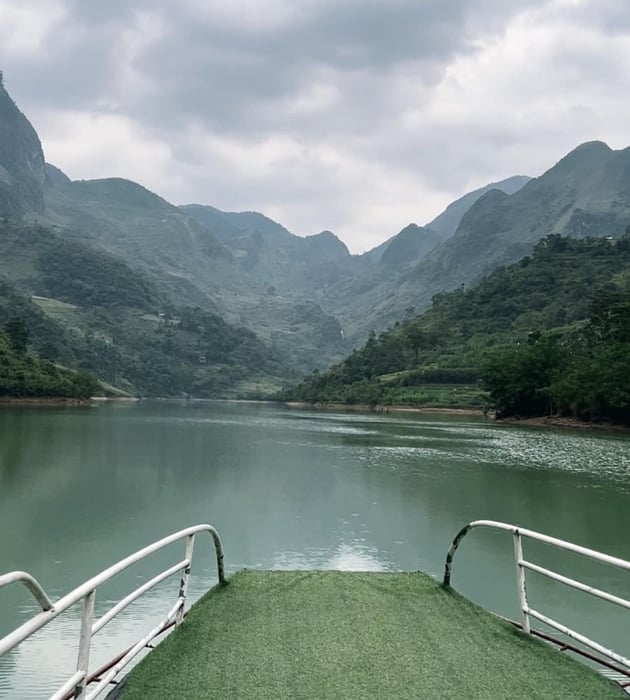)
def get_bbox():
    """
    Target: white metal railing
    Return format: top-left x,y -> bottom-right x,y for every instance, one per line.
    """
443,520 -> 630,669
0,524 -> 225,699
